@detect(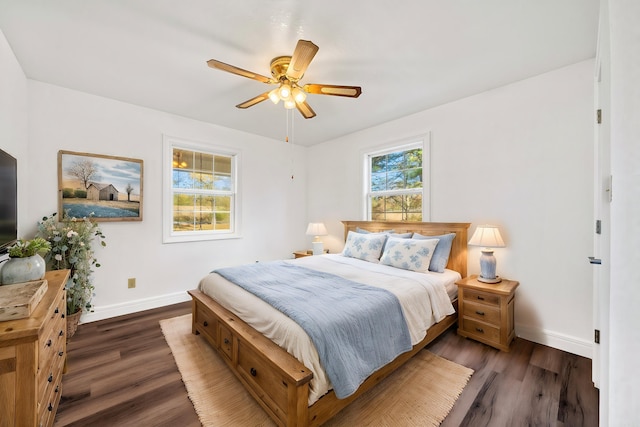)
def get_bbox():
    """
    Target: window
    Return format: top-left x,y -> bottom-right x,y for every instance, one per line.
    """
163,136 -> 241,243
364,138 -> 429,221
